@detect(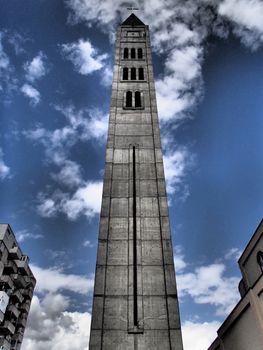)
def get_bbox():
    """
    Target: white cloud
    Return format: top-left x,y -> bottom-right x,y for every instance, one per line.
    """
0,32 -> 10,70
61,38 -> 108,75
31,264 -> 94,295
37,181 -> 103,220
156,45 -> 204,122
177,263 -> 240,316
24,105 -> 106,220
218,0 -> 263,50
219,0 -> 263,32
51,160 -> 83,188
16,229 -> 44,243
100,66 -> 113,87
22,294 -> 90,350
21,83 -> 40,105
59,181 -> 103,220
37,196 -> 57,218
25,105 -> 108,166
83,240 -> 94,248
0,147 -> 11,180
163,147 -> 194,197
174,245 -> 188,272
224,247 -> 242,261
24,51 -> 48,82
182,320 -> 220,350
